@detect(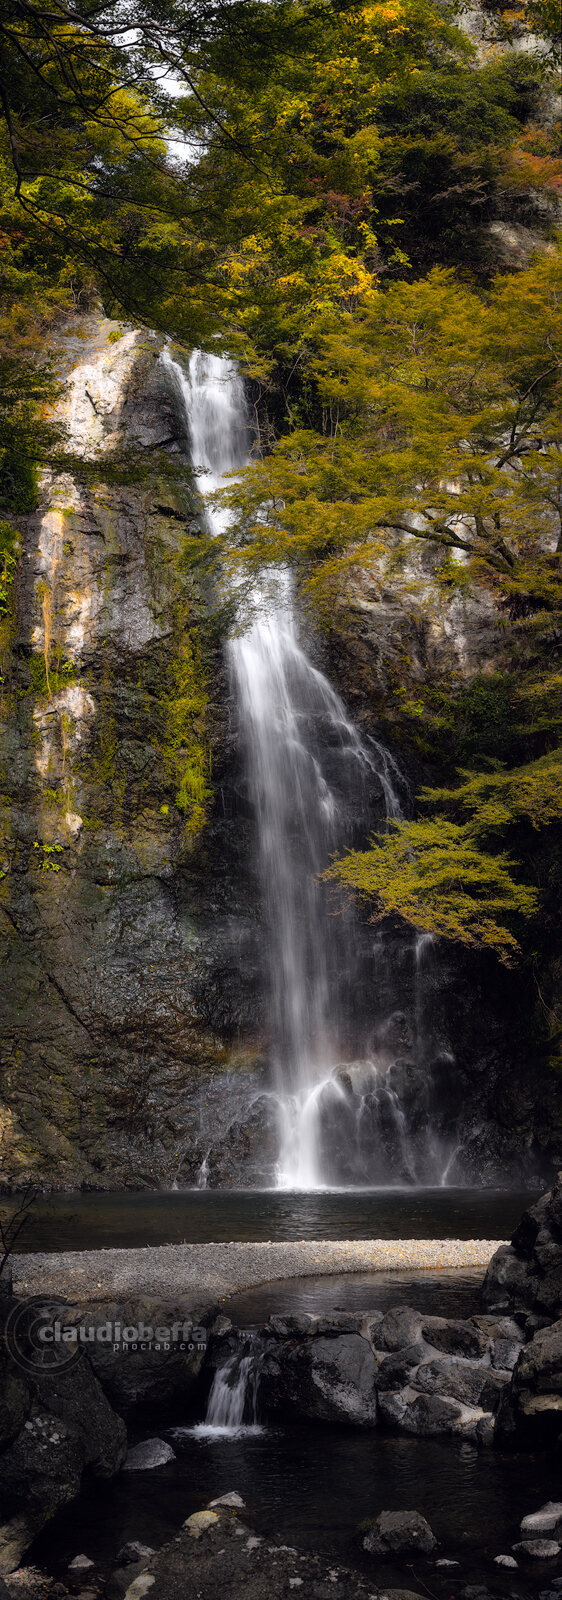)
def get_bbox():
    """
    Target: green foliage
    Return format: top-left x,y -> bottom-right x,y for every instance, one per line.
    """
325,818 -> 538,961
424,750 -> 562,838
0,520 -> 17,618
163,635 -> 212,838
32,841 -> 64,873
0,518 -> 19,715
0,456 -> 39,513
